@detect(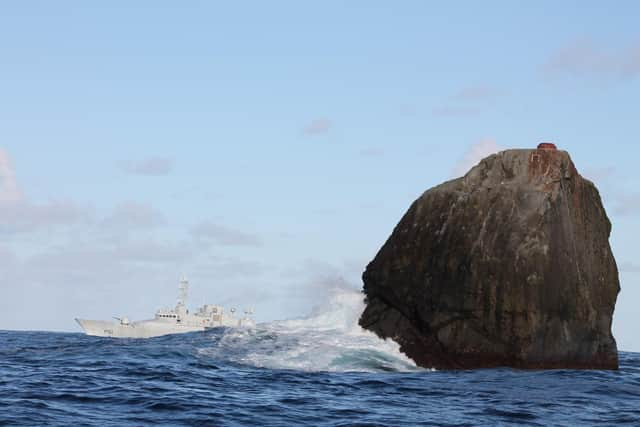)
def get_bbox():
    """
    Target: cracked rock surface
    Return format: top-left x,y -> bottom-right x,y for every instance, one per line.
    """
359,148 -> 619,369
